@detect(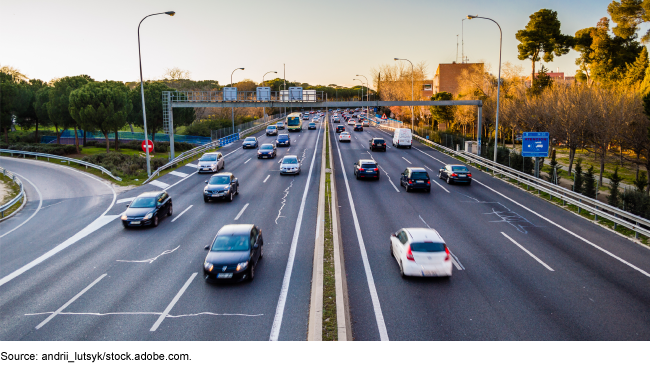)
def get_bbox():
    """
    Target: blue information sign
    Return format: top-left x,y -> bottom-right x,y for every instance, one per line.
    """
522,132 -> 549,157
